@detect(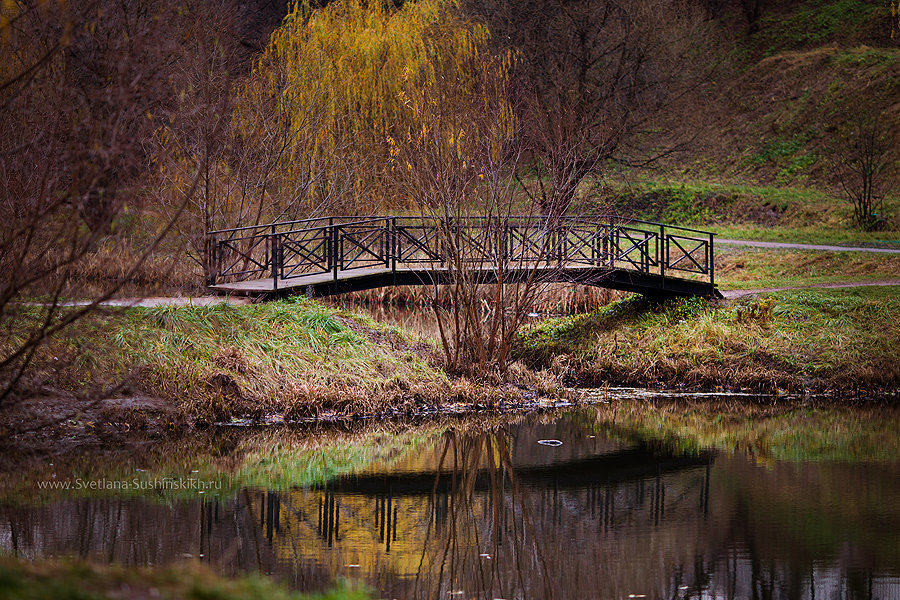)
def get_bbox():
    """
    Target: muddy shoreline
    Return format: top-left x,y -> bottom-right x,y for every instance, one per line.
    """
3,381 -> 895,464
